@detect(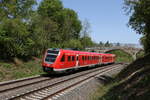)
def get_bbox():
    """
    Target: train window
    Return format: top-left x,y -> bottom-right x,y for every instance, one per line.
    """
61,55 -> 65,62
47,50 -> 59,54
76,56 -> 79,61
82,56 -> 84,60
72,56 -> 75,61
68,56 -> 71,61
45,55 -> 57,62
